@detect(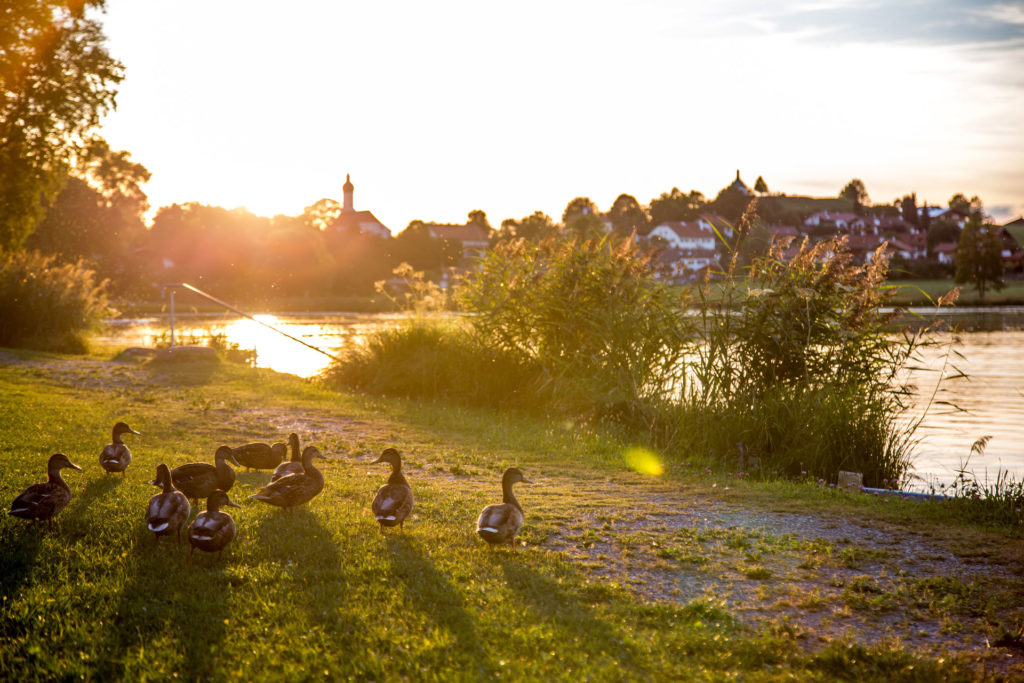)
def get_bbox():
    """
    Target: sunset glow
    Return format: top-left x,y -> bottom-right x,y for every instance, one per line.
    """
96,0 -> 1024,229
